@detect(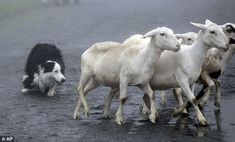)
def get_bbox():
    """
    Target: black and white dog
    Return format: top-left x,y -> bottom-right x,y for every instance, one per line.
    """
22,43 -> 66,96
